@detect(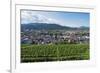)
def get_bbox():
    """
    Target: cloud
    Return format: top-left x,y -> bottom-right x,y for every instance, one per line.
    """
21,10 -> 58,24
